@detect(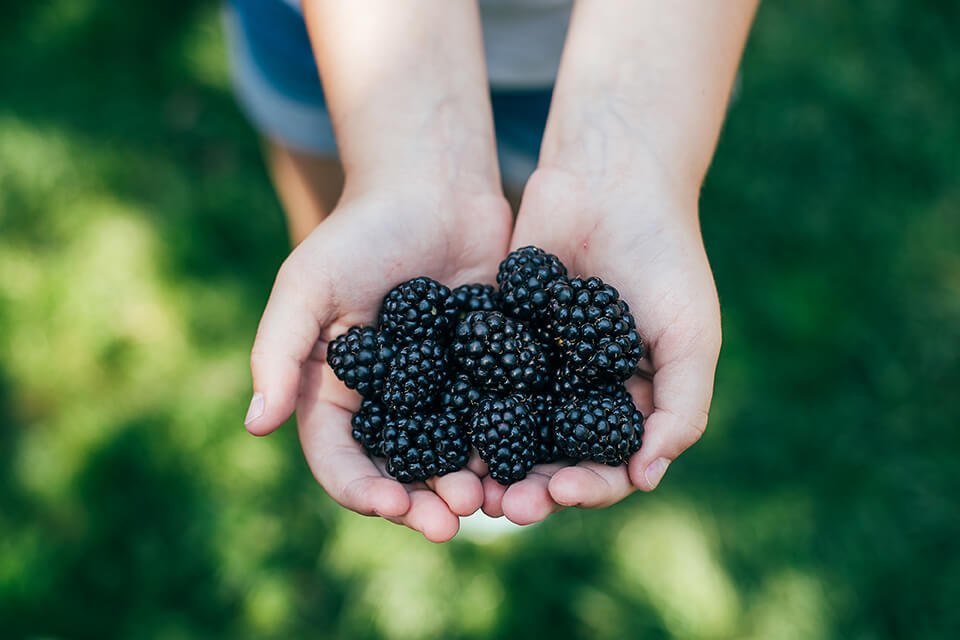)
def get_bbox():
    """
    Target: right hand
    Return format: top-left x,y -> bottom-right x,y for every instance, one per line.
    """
246,179 -> 511,542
